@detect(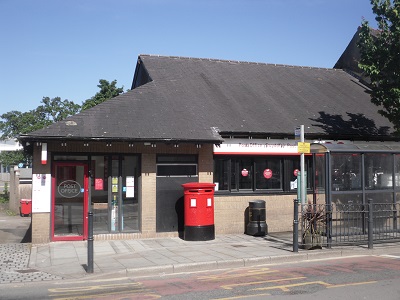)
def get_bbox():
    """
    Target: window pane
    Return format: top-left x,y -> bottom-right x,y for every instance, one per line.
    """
214,158 -> 229,191
331,153 -> 361,191
157,165 -> 197,176
365,154 -> 393,190
394,155 -> 400,188
255,158 -> 281,190
230,160 -> 237,191
238,158 -> 252,190
157,155 -> 197,163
